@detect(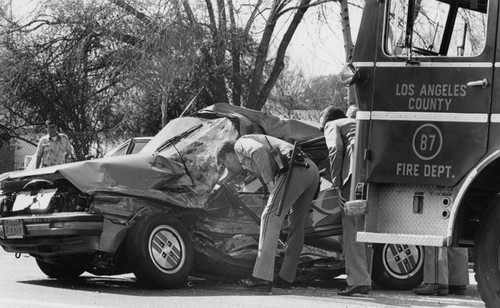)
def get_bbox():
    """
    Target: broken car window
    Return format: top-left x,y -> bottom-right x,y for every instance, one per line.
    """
385,0 -> 487,57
